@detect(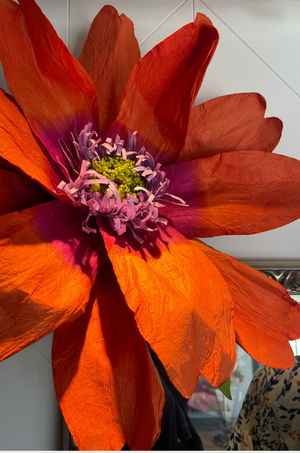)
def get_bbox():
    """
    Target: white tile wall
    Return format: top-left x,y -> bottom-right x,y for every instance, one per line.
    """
203,0 -> 300,96
36,0 -> 69,44
1,1 -> 300,449
0,334 -> 60,450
